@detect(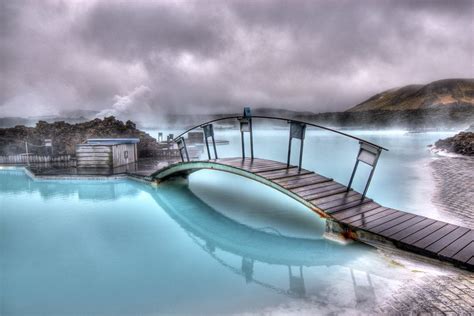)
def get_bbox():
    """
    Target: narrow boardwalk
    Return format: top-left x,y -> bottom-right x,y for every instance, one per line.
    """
154,157 -> 474,271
